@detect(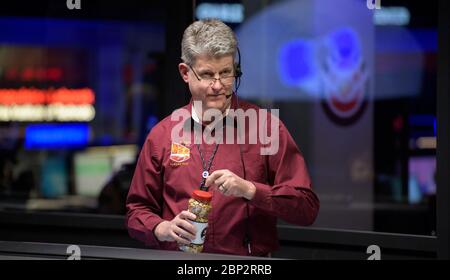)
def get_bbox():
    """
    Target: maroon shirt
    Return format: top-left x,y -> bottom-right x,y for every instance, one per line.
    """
126,95 -> 319,256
